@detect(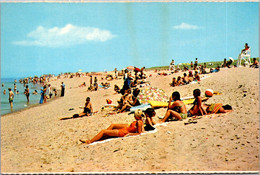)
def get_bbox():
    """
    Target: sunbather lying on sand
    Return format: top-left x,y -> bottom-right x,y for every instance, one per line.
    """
159,91 -> 188,123
188,89 -> 232,116
79,109 -> 145,144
